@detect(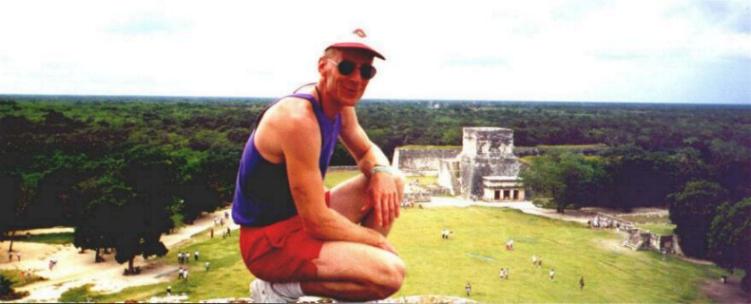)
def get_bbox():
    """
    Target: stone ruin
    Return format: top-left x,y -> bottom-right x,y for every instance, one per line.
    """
443,127 -> 523,200
590,213 -> 679,254
392,147 -> 461,176
624,229 -> 678,254
394,127 -> 524,202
